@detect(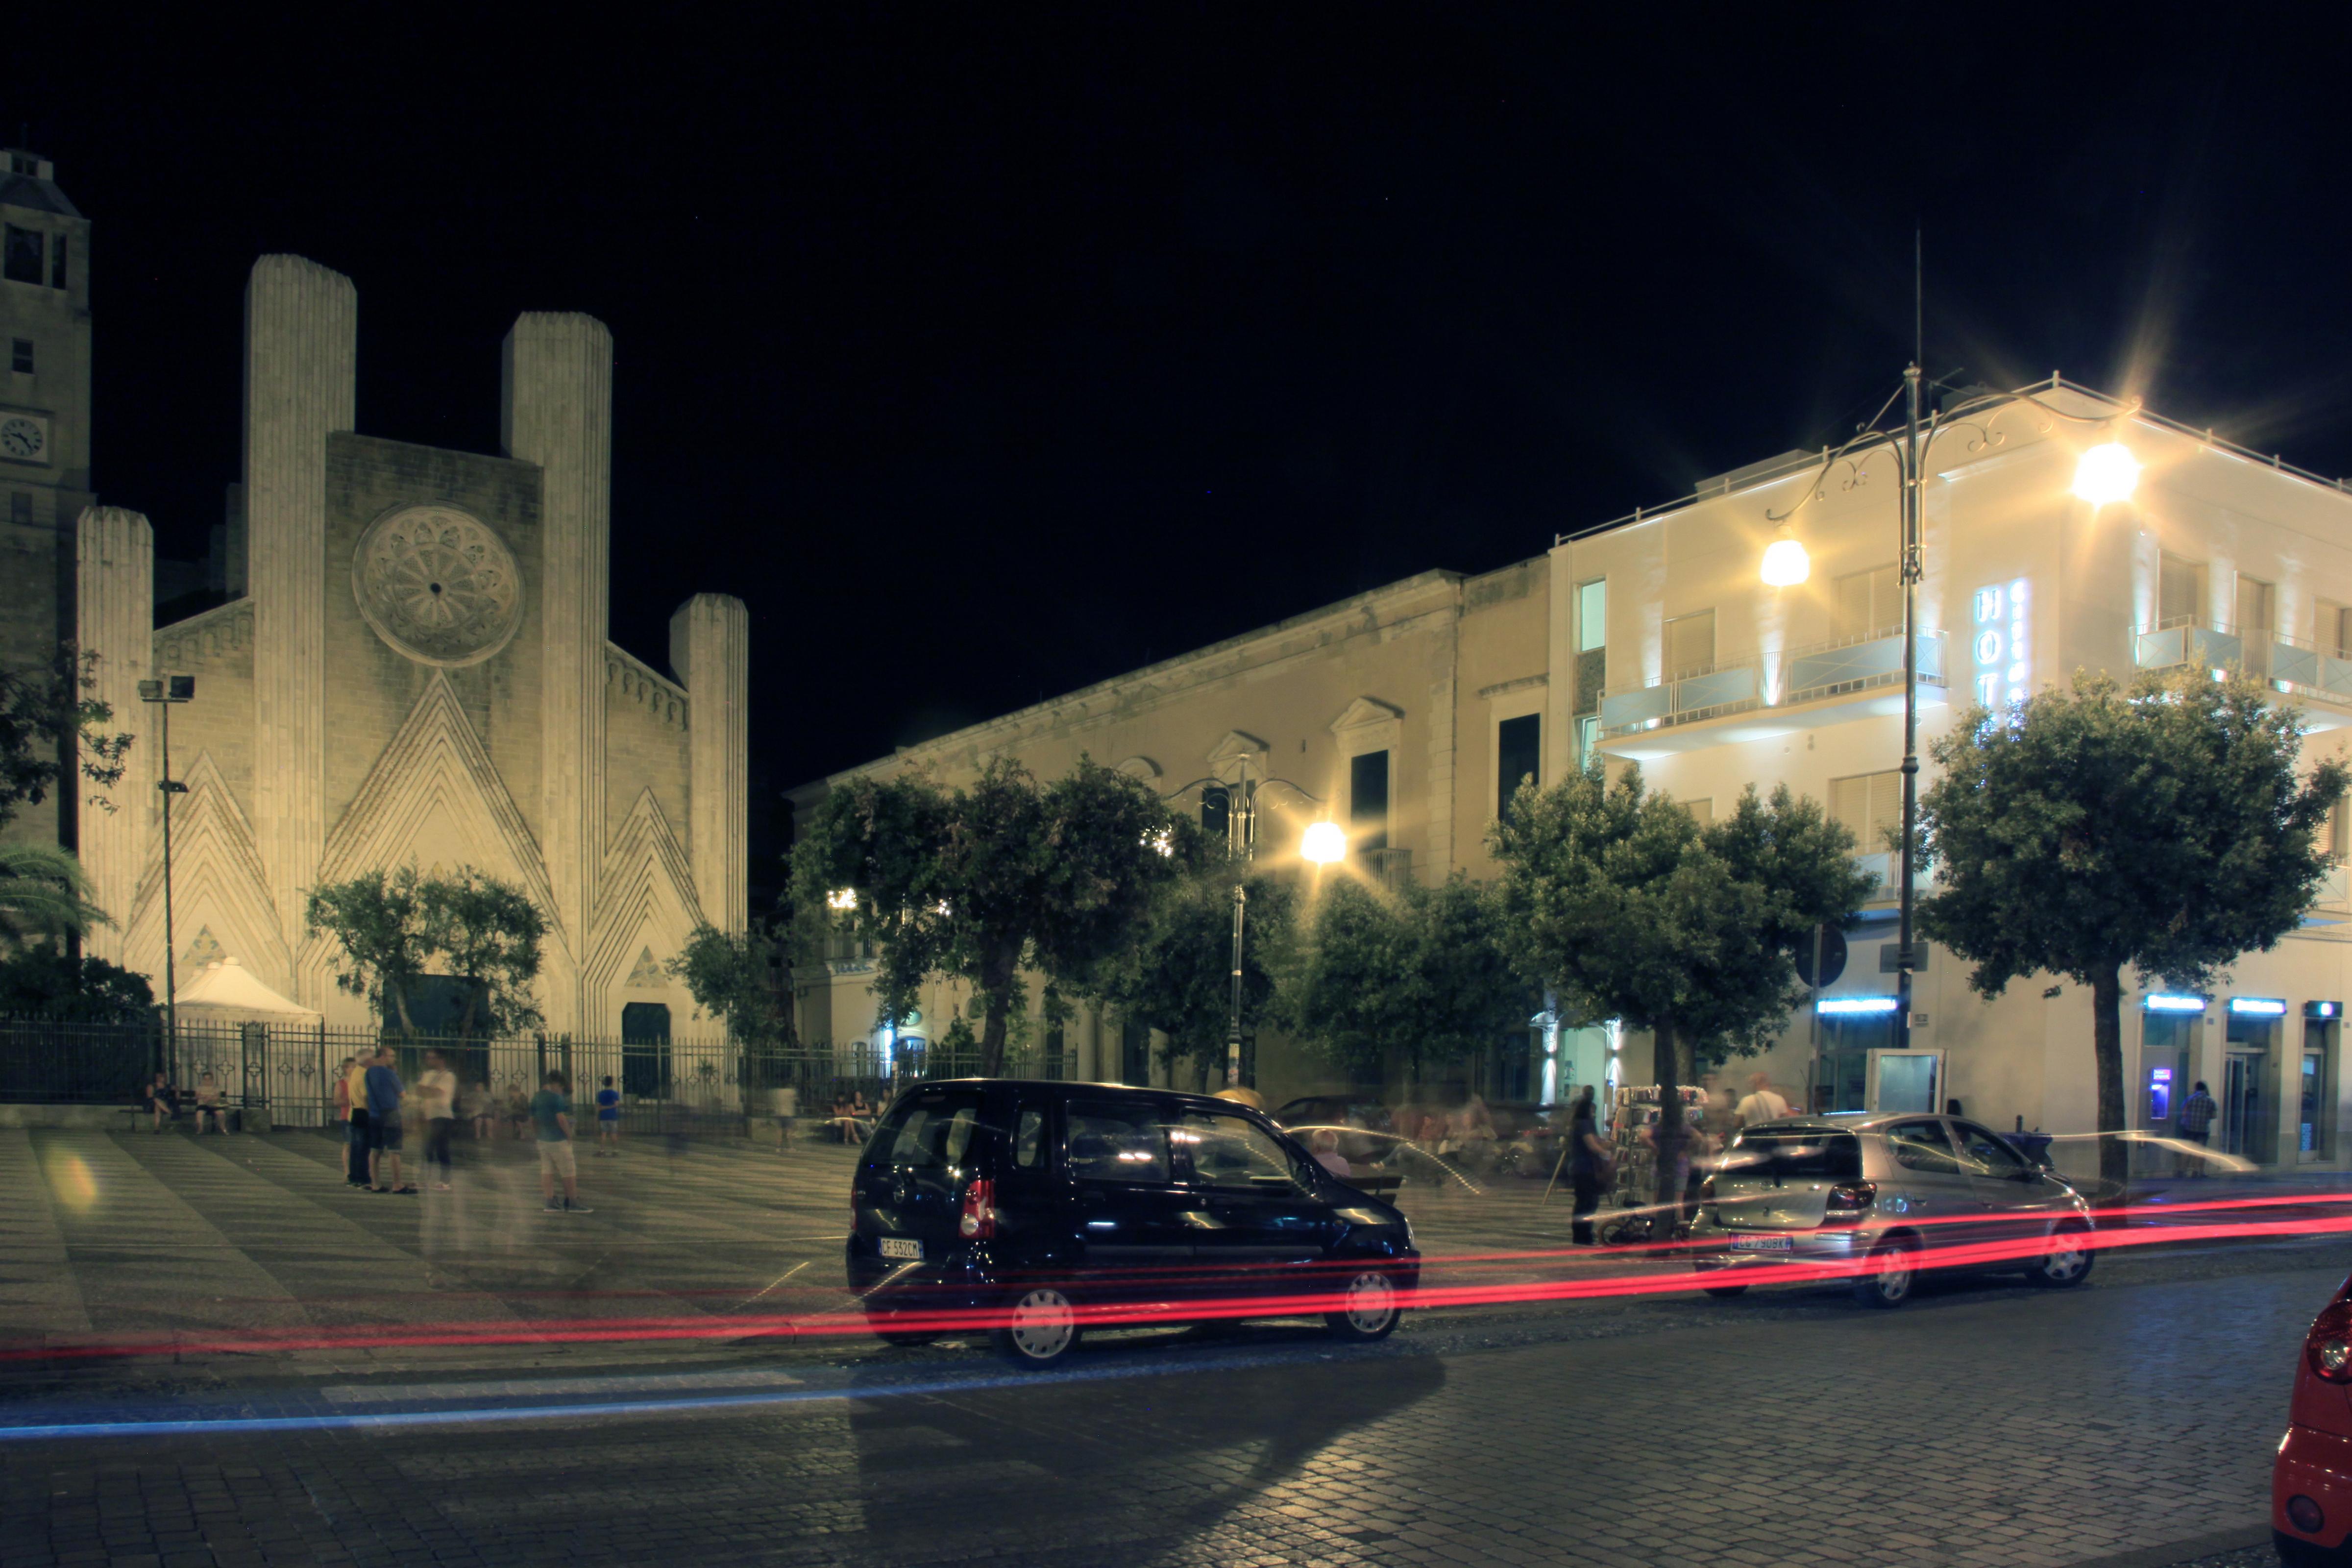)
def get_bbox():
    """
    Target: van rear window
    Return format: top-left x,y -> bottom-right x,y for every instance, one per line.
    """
1723,1129 -> 1862,1183
869,1090 -> 987,1172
